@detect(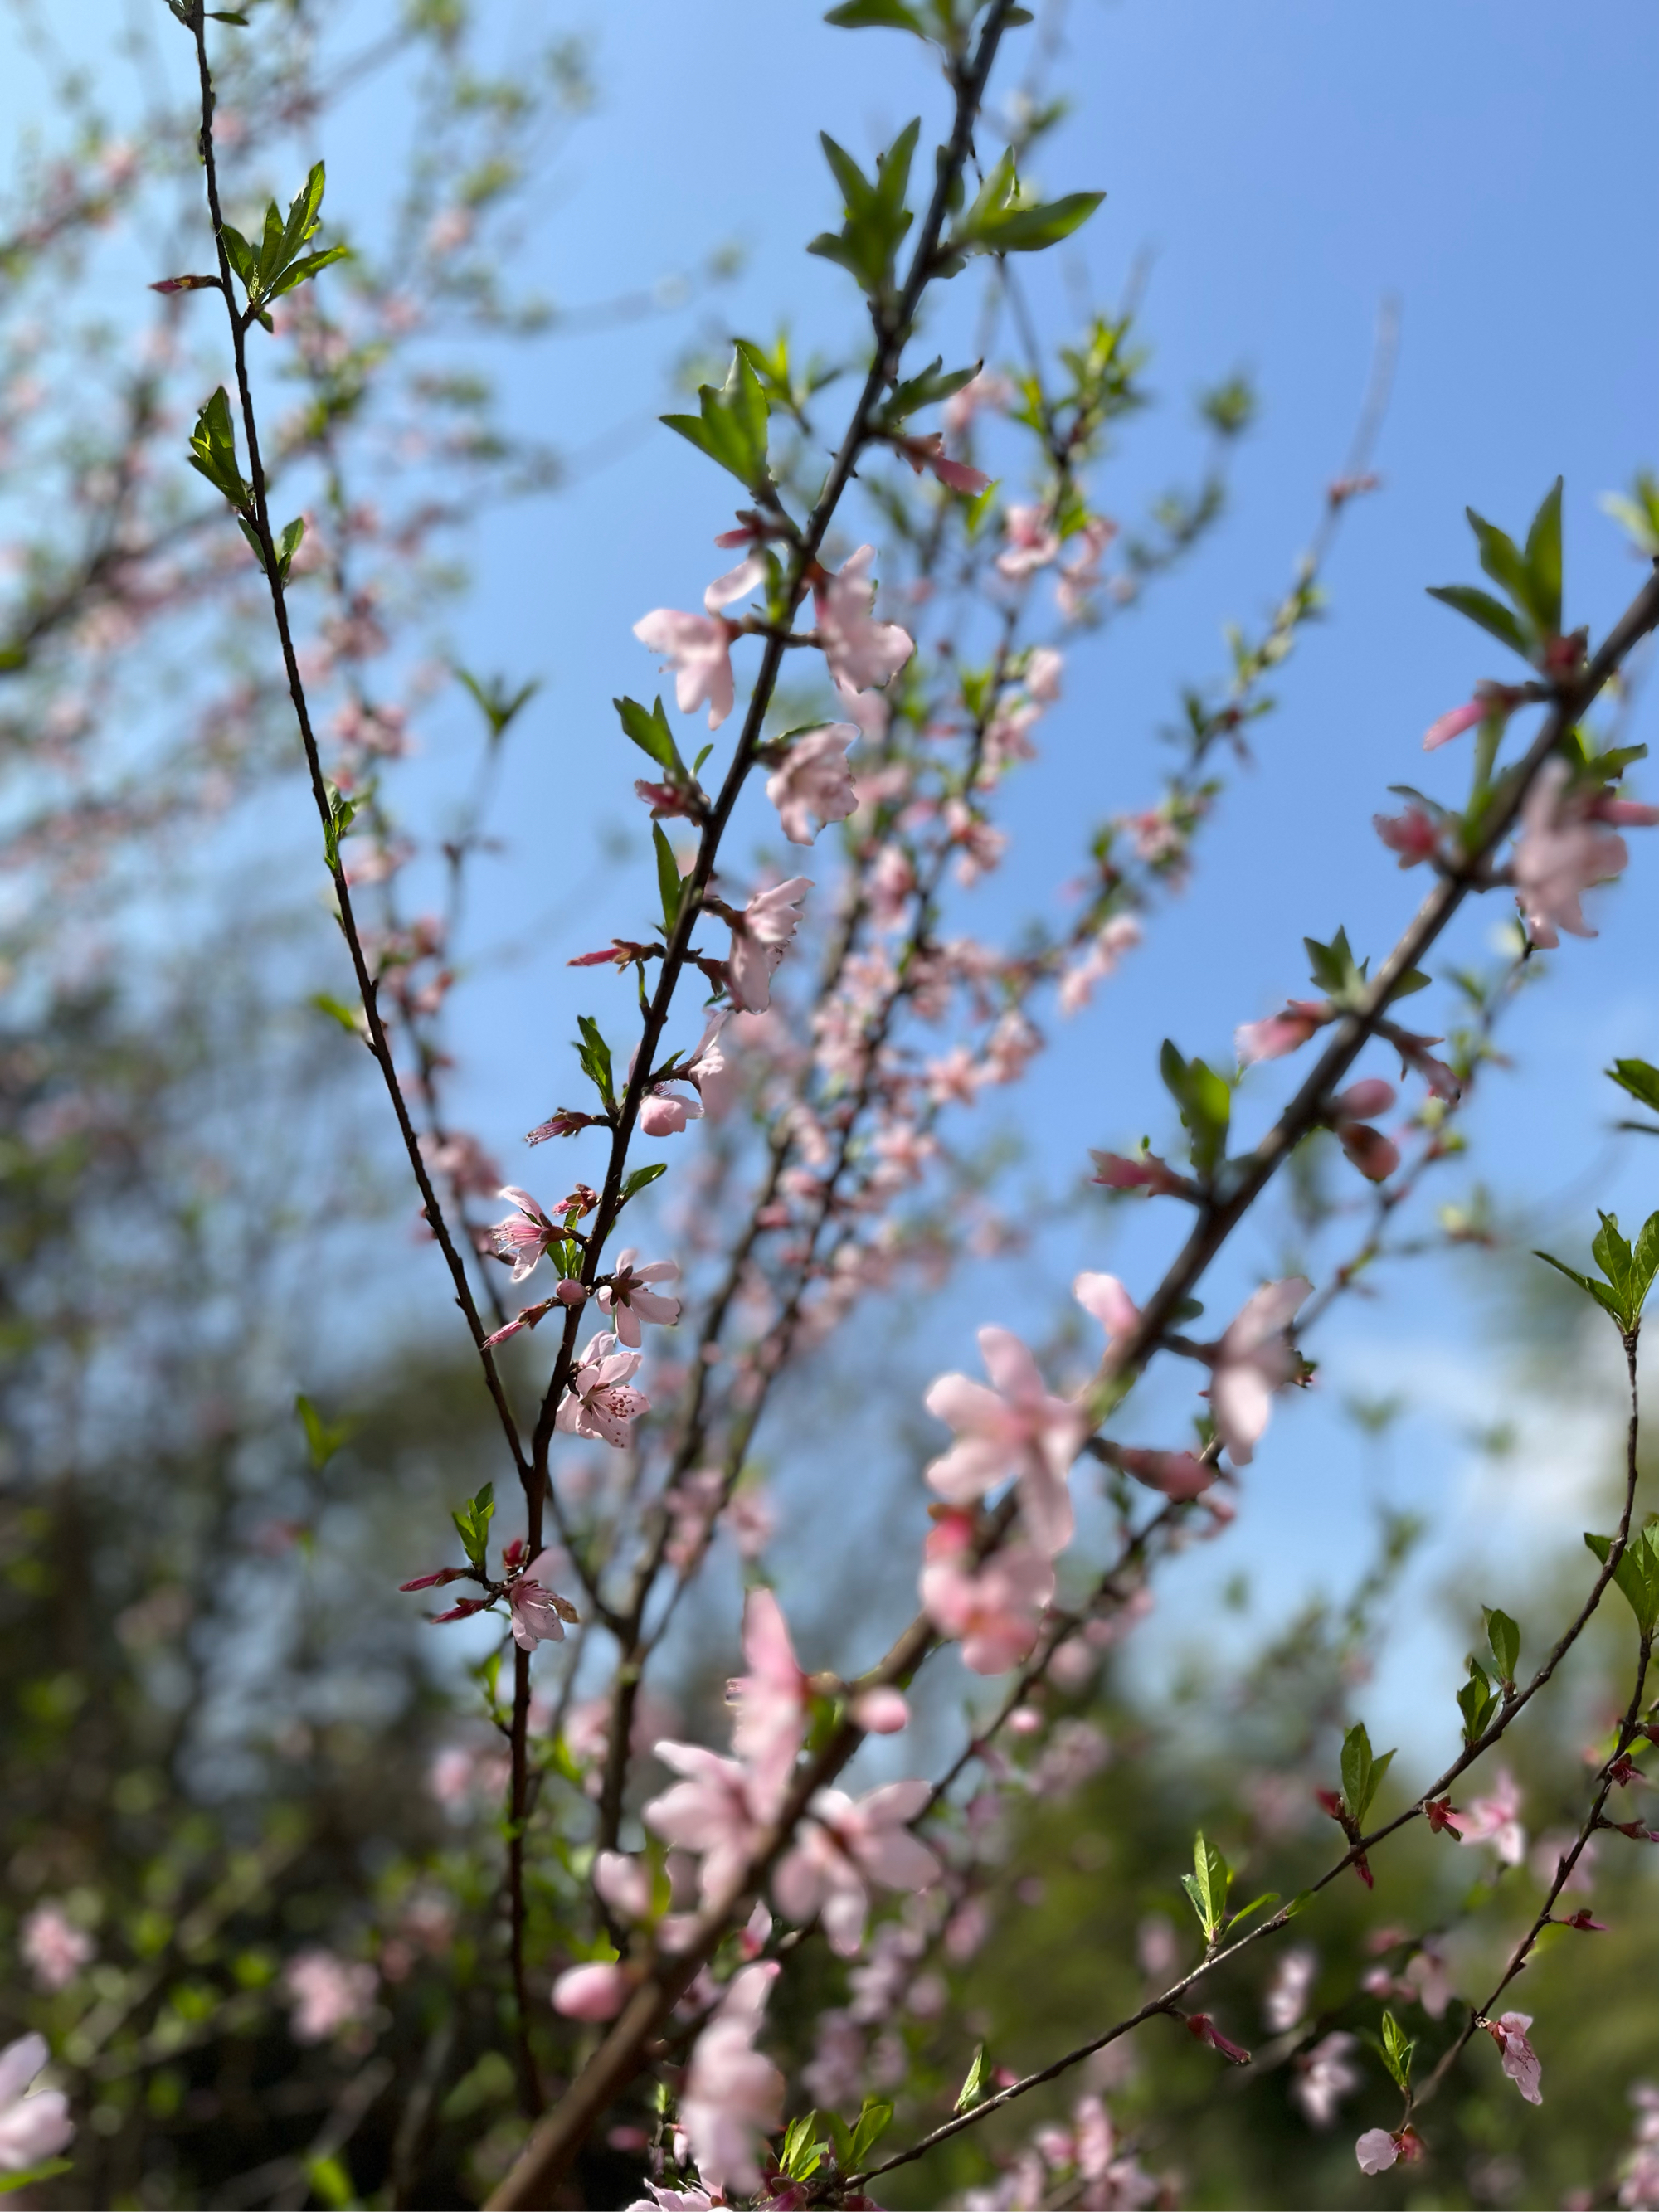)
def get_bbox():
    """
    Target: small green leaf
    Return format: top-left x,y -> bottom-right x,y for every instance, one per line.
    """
1180,1830 -> 1231,1943
456,668 -> 539,743
1608,1058 -> 1659,1115
1457,1655 -> 1499,1745
619,1160 -> 669,1206
574,1016 -> 616,1112
451,1483 -> 495,1571
1425,582 -> 1533,659
779,2114 -> 829,2182
304,2152 -> 354,2211
825,0 -> 926,26
1379,2009 -> 1416,2094
848,2093 -> 894,2165
0,2161 -> 75,2198
1484,1606 -> 1520,1686
308,992 -> 363,1036
953,2044 -> 986,2113
295,1393 -> 355,1471
652,821 -> 684,936
1523,477 -> 1564,636
1585,1526 -> 1659,1635
1224,1890 -> 1281,1933
1340,1721 -> 1395,1826
616,694 -> 684,775
661,349 -> 771,490
187,386 -> 251,513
